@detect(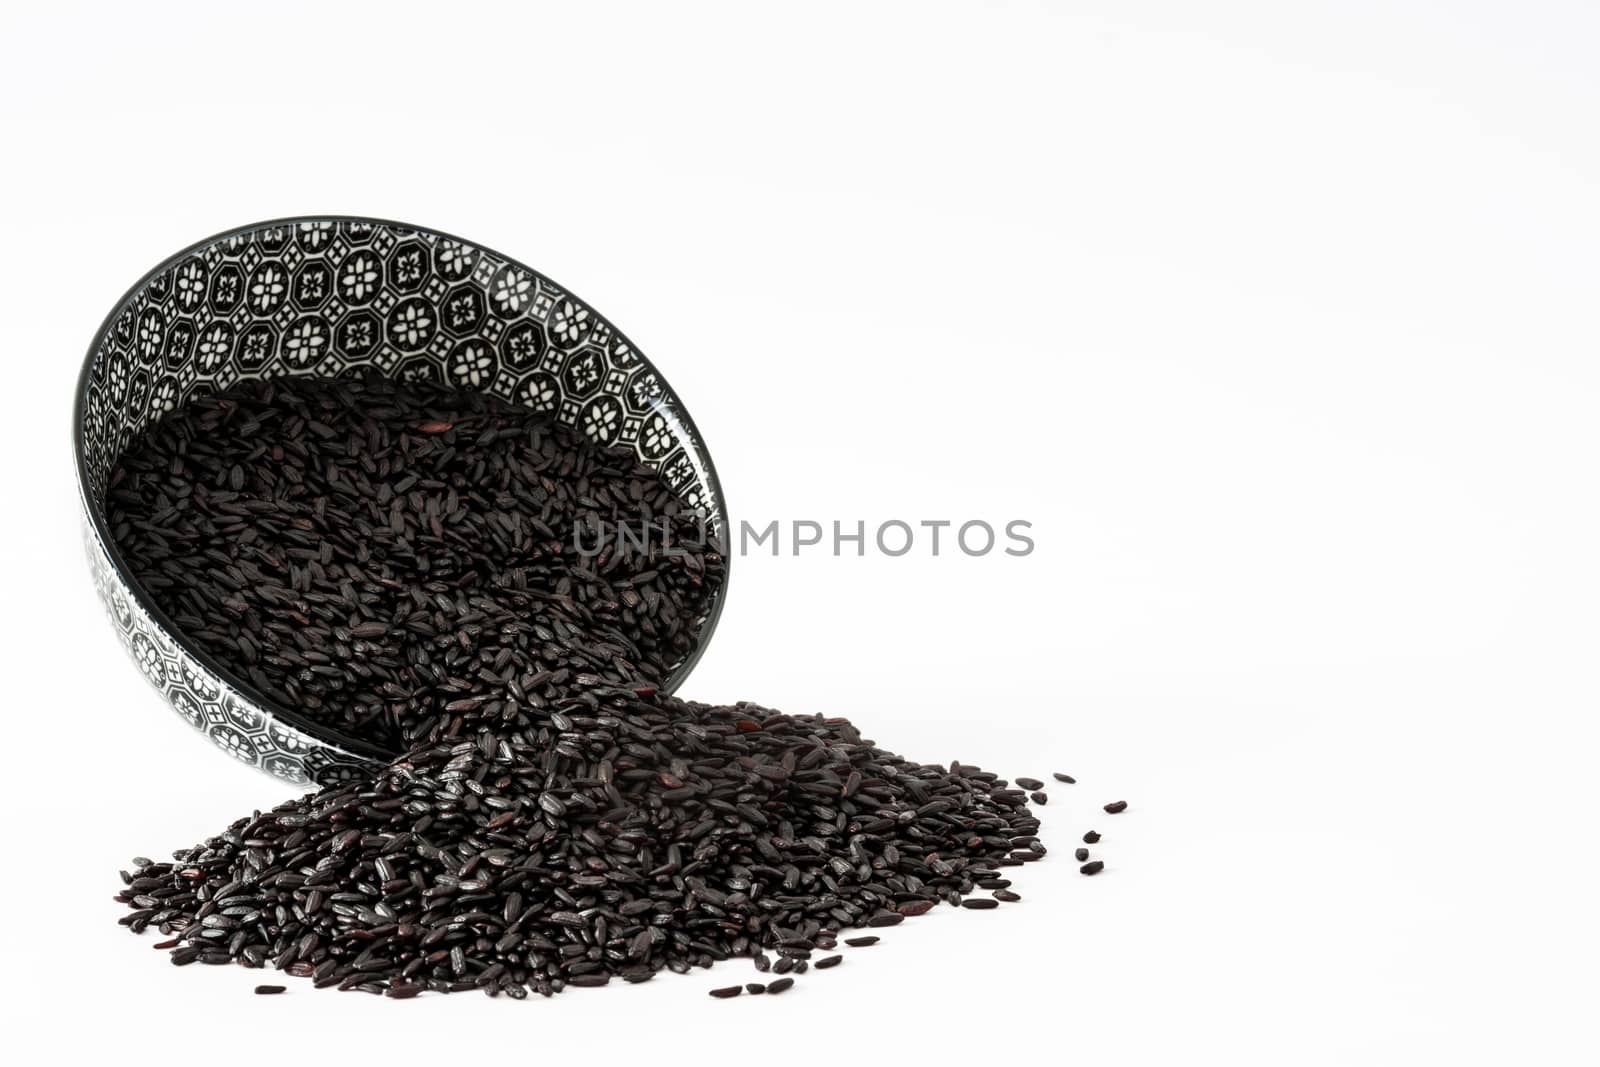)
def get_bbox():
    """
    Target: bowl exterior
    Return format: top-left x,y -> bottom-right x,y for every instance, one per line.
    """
83,520 -> 375,785
76,217 -> 727,783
